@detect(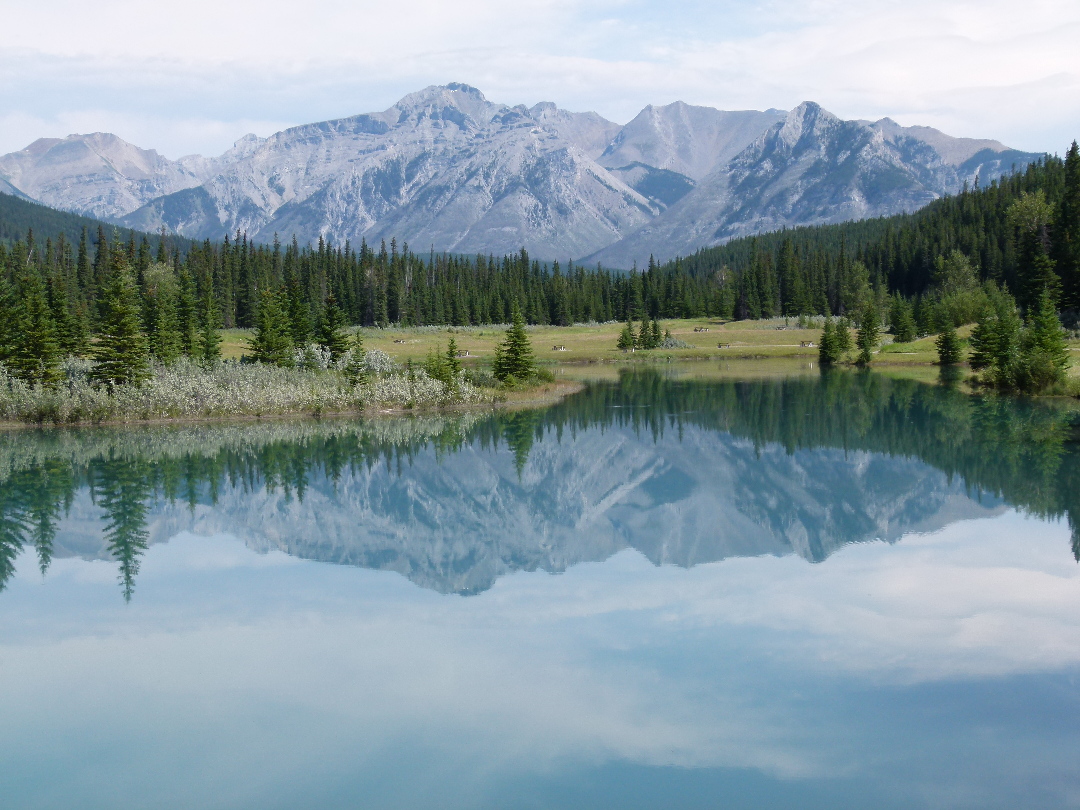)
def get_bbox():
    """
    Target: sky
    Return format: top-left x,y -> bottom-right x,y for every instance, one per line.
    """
1,0 -> 1078,159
